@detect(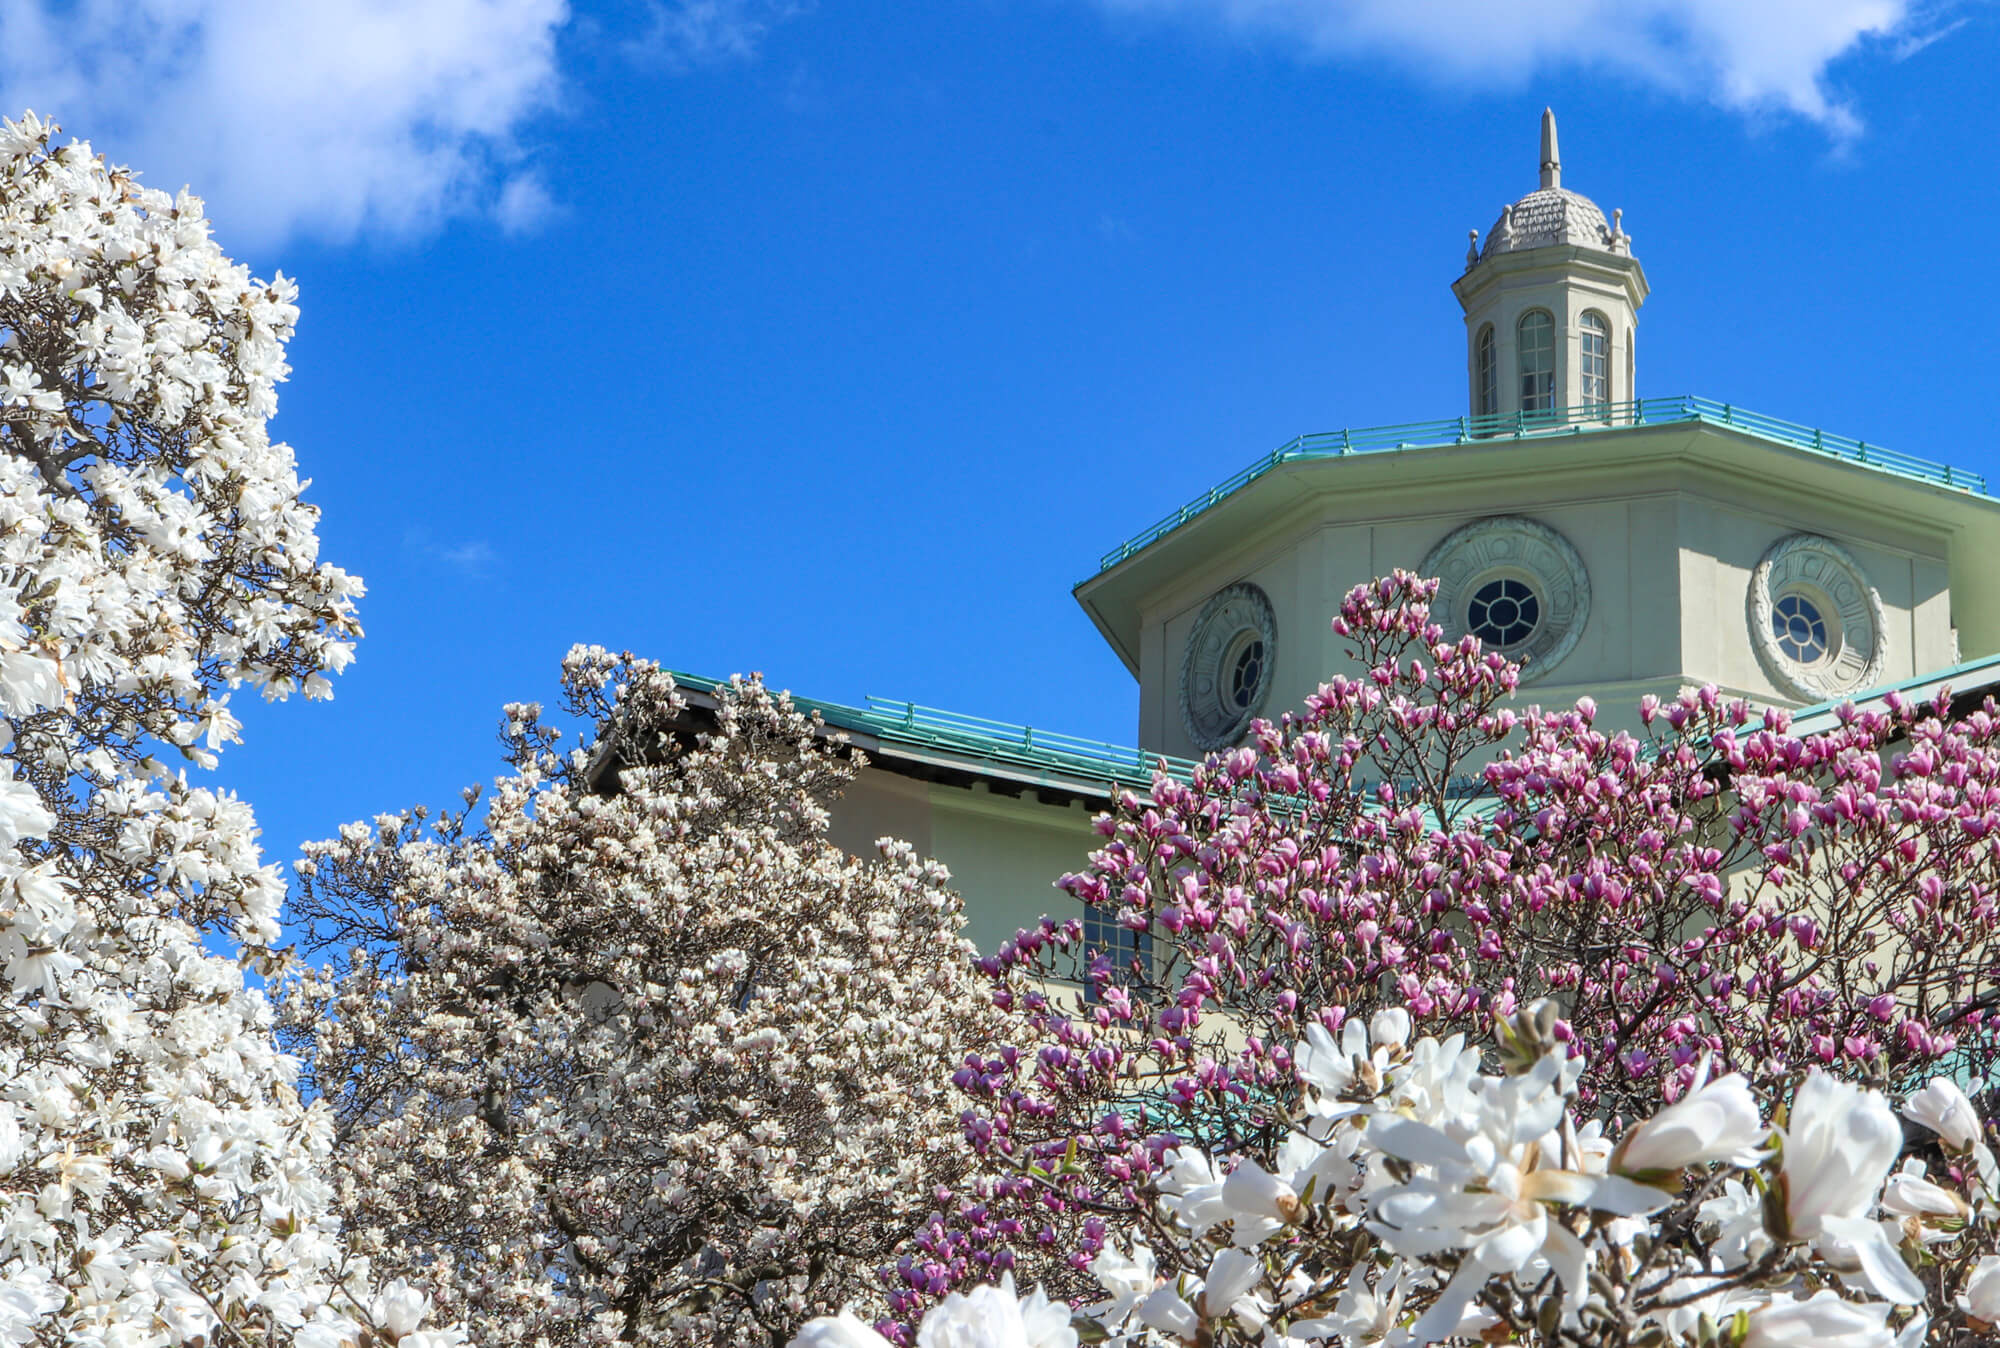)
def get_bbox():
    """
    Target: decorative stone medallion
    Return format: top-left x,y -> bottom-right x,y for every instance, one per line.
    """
1421,516 -> 1590,683
1747,533 -> 1886,702
1179,582 -> 1278,752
